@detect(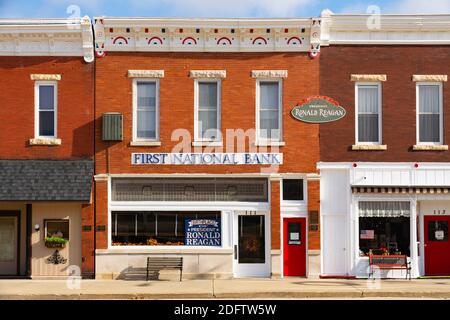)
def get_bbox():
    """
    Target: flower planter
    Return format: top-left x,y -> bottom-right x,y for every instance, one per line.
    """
44,241 -> 67,249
